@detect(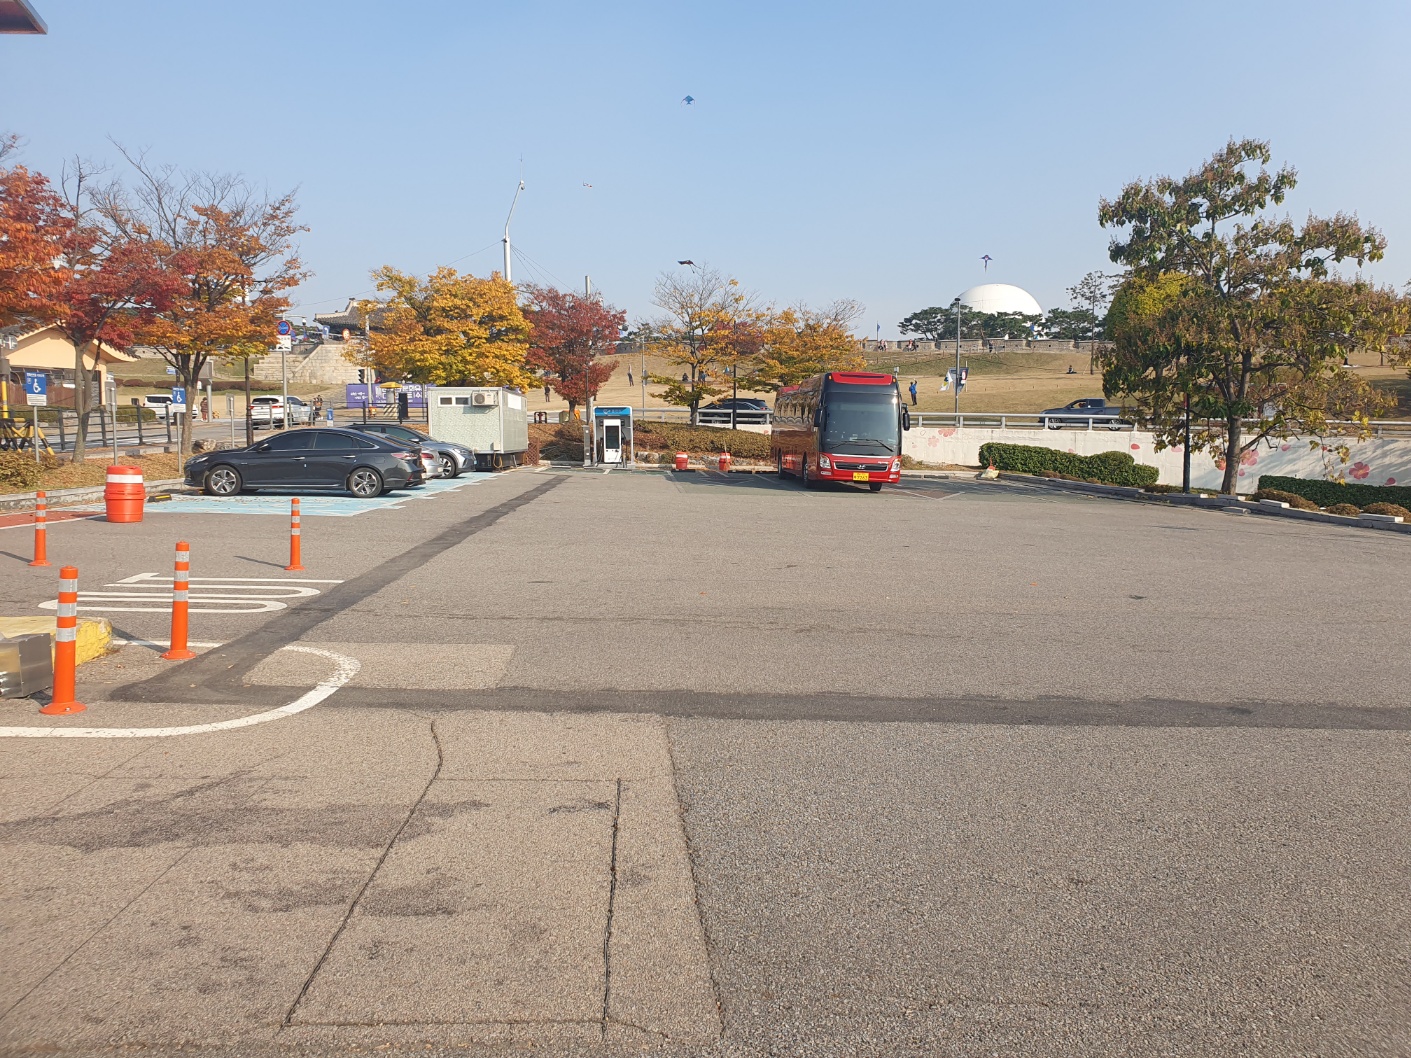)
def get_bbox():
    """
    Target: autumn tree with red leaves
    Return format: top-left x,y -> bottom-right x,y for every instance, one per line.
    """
95,153 -> 306,455
0,162 -> 71,327
523,285 -> 625,413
